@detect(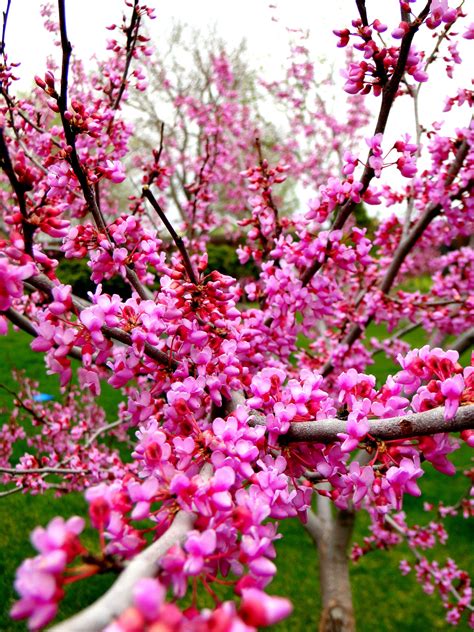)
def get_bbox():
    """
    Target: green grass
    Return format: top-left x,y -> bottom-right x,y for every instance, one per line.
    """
0,331 -> 121,631
0,328 -> 472,631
